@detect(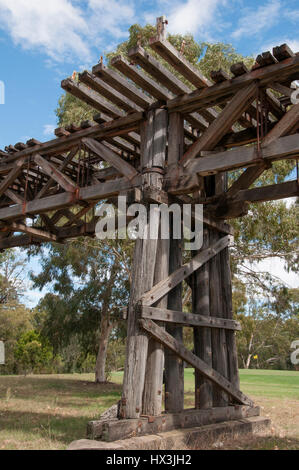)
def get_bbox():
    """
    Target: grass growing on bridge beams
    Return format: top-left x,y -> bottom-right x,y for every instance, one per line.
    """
0,369 -> 298,450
